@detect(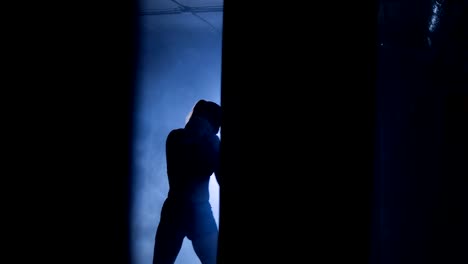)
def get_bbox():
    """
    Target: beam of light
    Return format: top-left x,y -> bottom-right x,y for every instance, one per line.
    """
131,8 -> 223,263
428,0 -> 443,33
